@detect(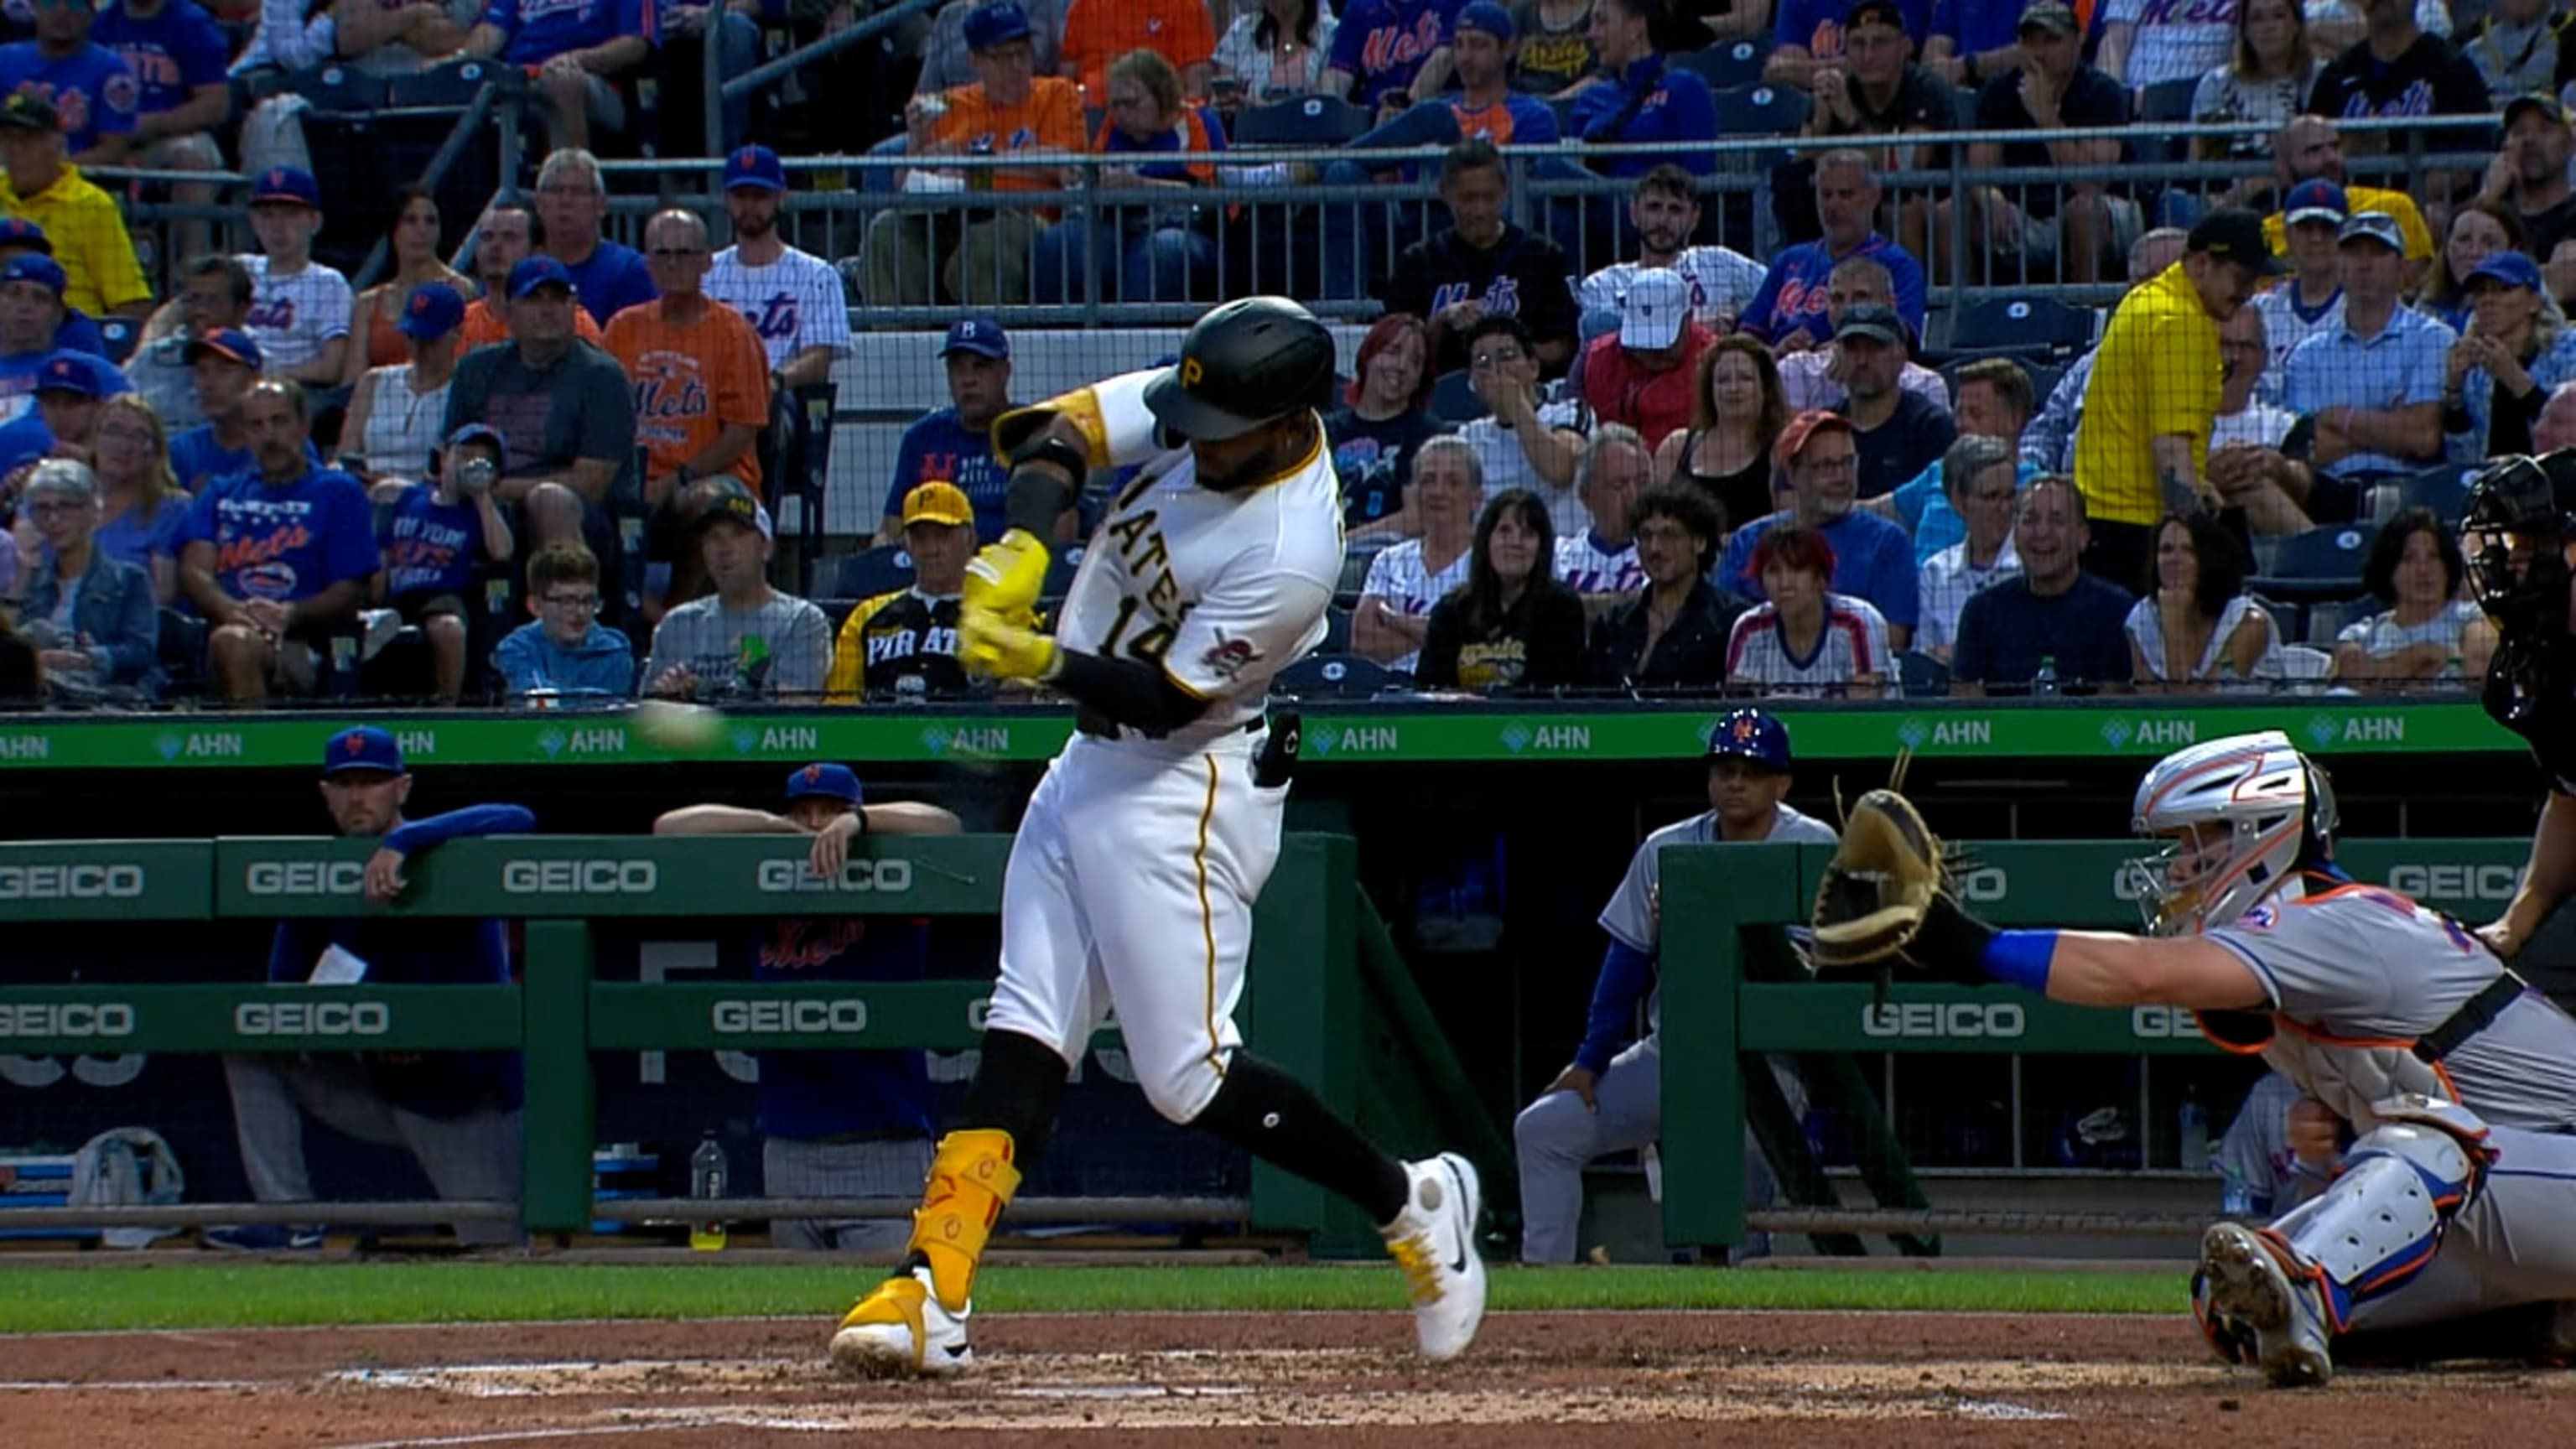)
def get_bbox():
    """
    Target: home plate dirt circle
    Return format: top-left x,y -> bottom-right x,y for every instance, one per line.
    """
6,1311 -> 2573,1447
